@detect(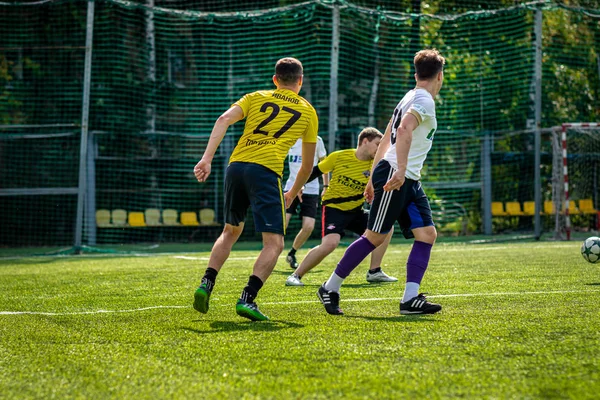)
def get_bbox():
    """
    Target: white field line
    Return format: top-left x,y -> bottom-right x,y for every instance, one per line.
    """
175,244 -> 579,259
0,243 -> 580,262
0,305 -> 188,316
2,289 -> 599,316
0,253 -> 257,262
173,256 -> 257,261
